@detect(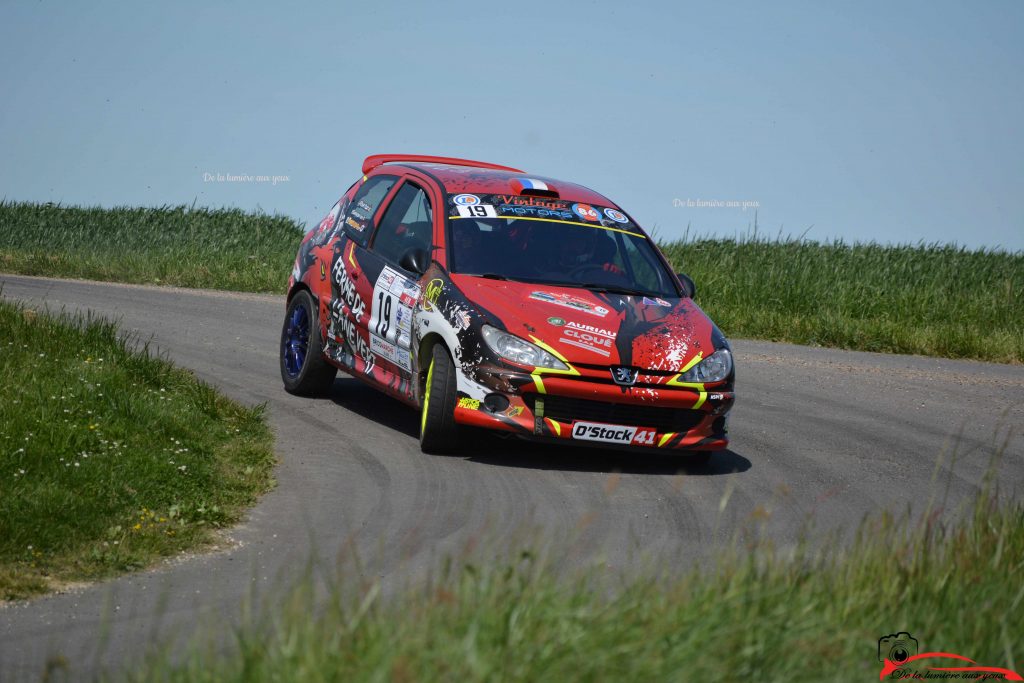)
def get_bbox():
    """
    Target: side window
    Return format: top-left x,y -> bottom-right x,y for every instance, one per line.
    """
342,175 -> 398,246
616,233 -> 671,293
370,182 -> 434,266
